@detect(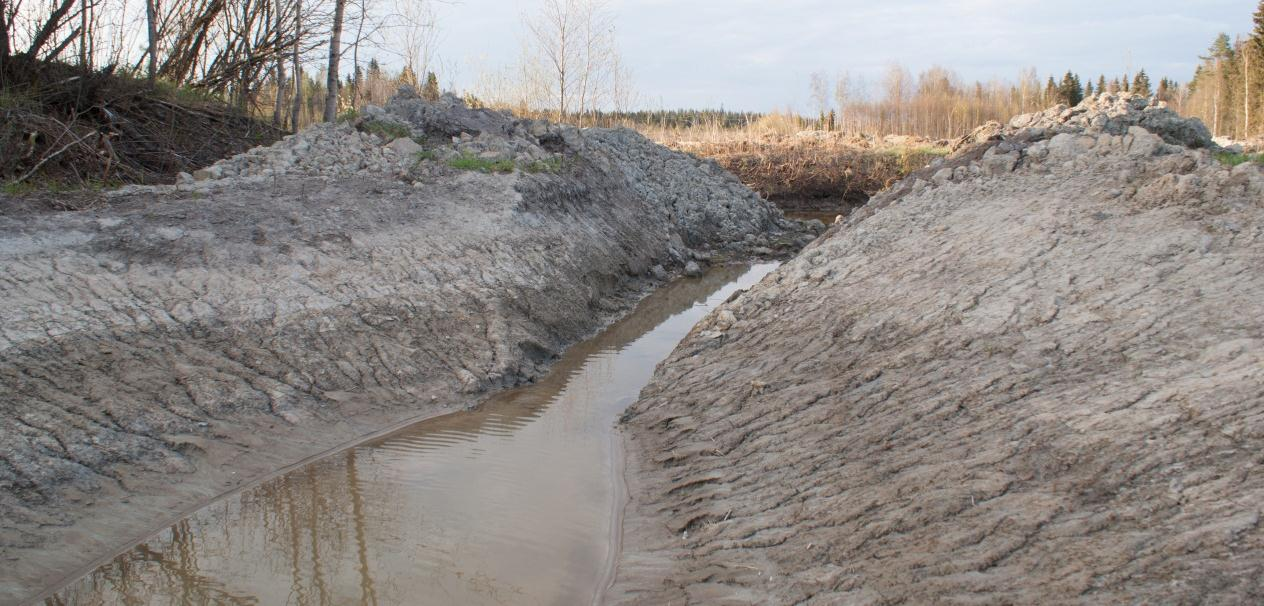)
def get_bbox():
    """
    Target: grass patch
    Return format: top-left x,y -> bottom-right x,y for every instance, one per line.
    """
449,152 -> 515,173
151,79 -> 224,106
522,157 -> 564,173
1,180 -> 39,195
415,149 -> 439,162
359,119 -> 412,141
1215,152 -> 1264,167
337,108 -> 360,123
